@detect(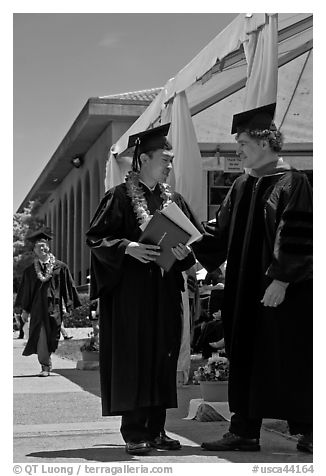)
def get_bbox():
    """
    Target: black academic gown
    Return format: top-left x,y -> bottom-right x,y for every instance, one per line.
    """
193,165 -> 313,422
15,260 -> 81,355
86,182 -> 201,416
